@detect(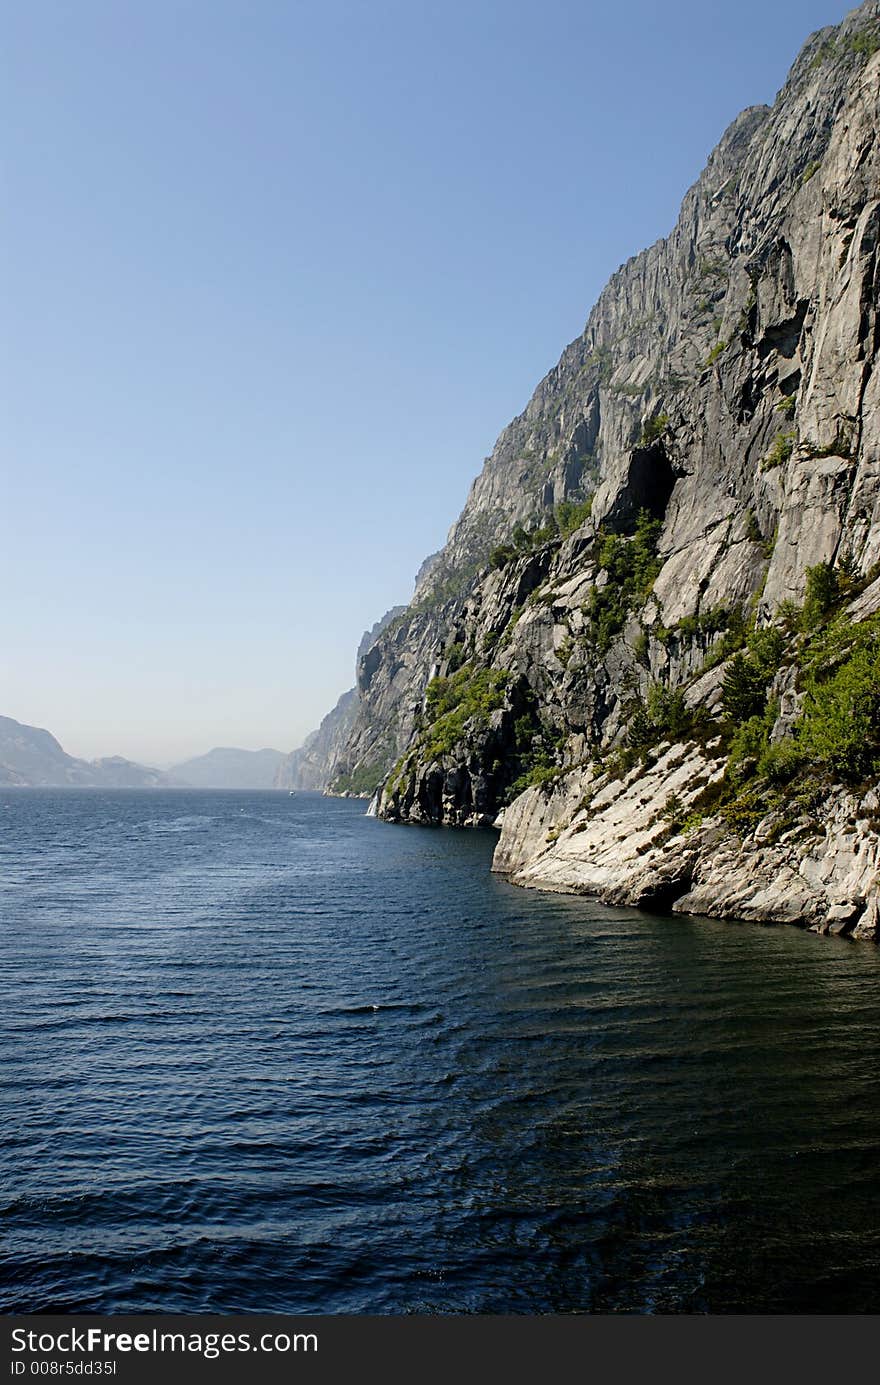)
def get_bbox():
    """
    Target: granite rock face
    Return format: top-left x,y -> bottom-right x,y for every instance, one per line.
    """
494,753 -> 880,941
322,4 -> 880,937
275,607 -> 406,792
274,688 -> 360,791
